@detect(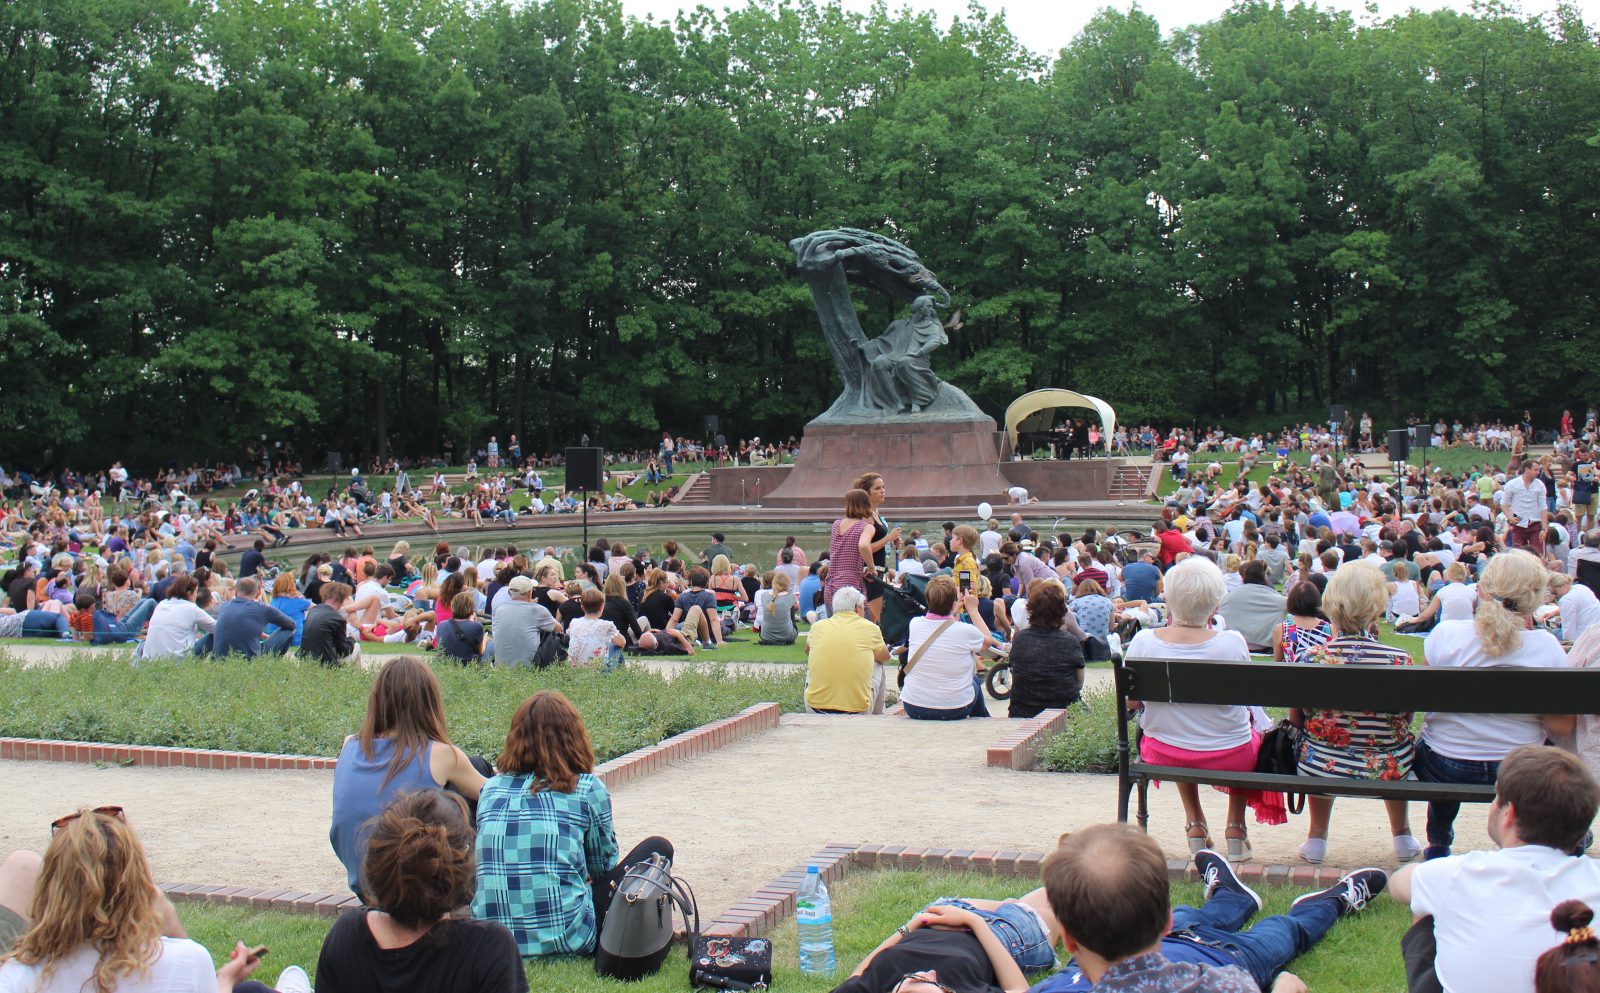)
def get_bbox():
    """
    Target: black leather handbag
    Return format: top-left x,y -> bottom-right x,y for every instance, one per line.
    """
1255,719 -> 1306,815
